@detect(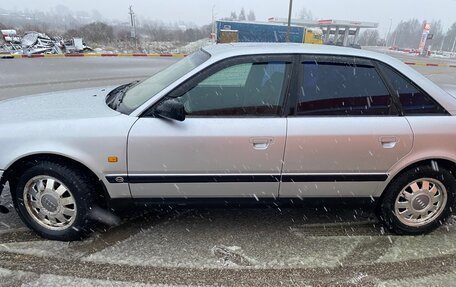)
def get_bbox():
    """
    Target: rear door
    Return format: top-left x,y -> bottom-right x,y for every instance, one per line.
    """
127,55 -> 293,199
280,55 -> 414,198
